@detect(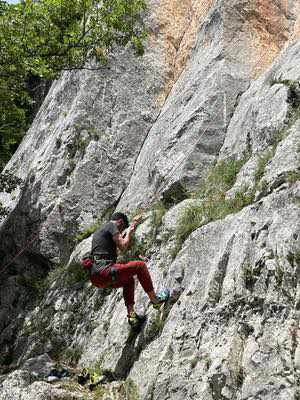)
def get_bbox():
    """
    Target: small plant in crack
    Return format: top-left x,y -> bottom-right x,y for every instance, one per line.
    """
275,263 -> 284,287
202,354 -> 212,370
190,356 -> 199,369
286,171 -> 300,184
254,150 -> 273,183
236,367 -> 244,387
244,262 -> 254,289
64,345 -> 83,366
147,313 -> 164,339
